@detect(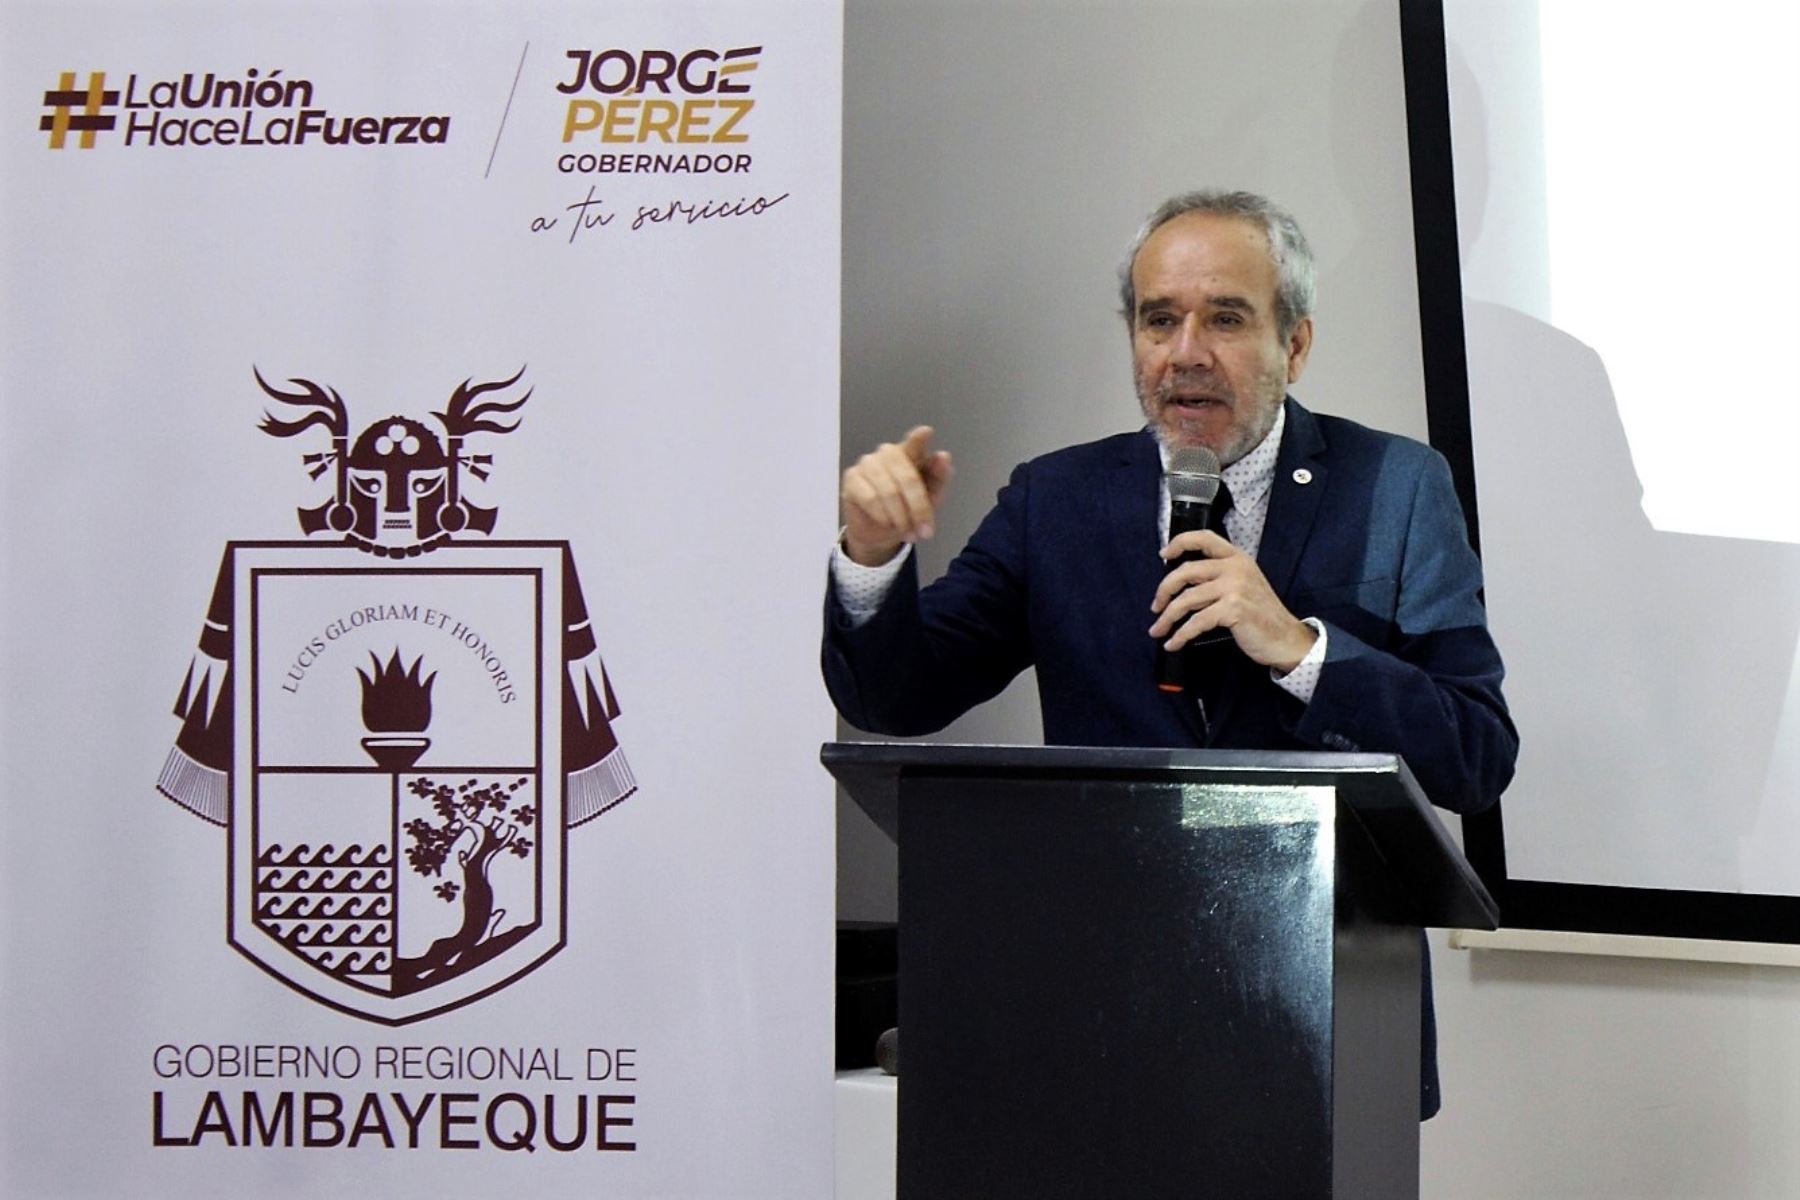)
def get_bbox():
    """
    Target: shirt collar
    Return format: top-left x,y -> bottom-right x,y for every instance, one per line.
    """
1155,401 -> 1286,503
1224,402 -> 1284,510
